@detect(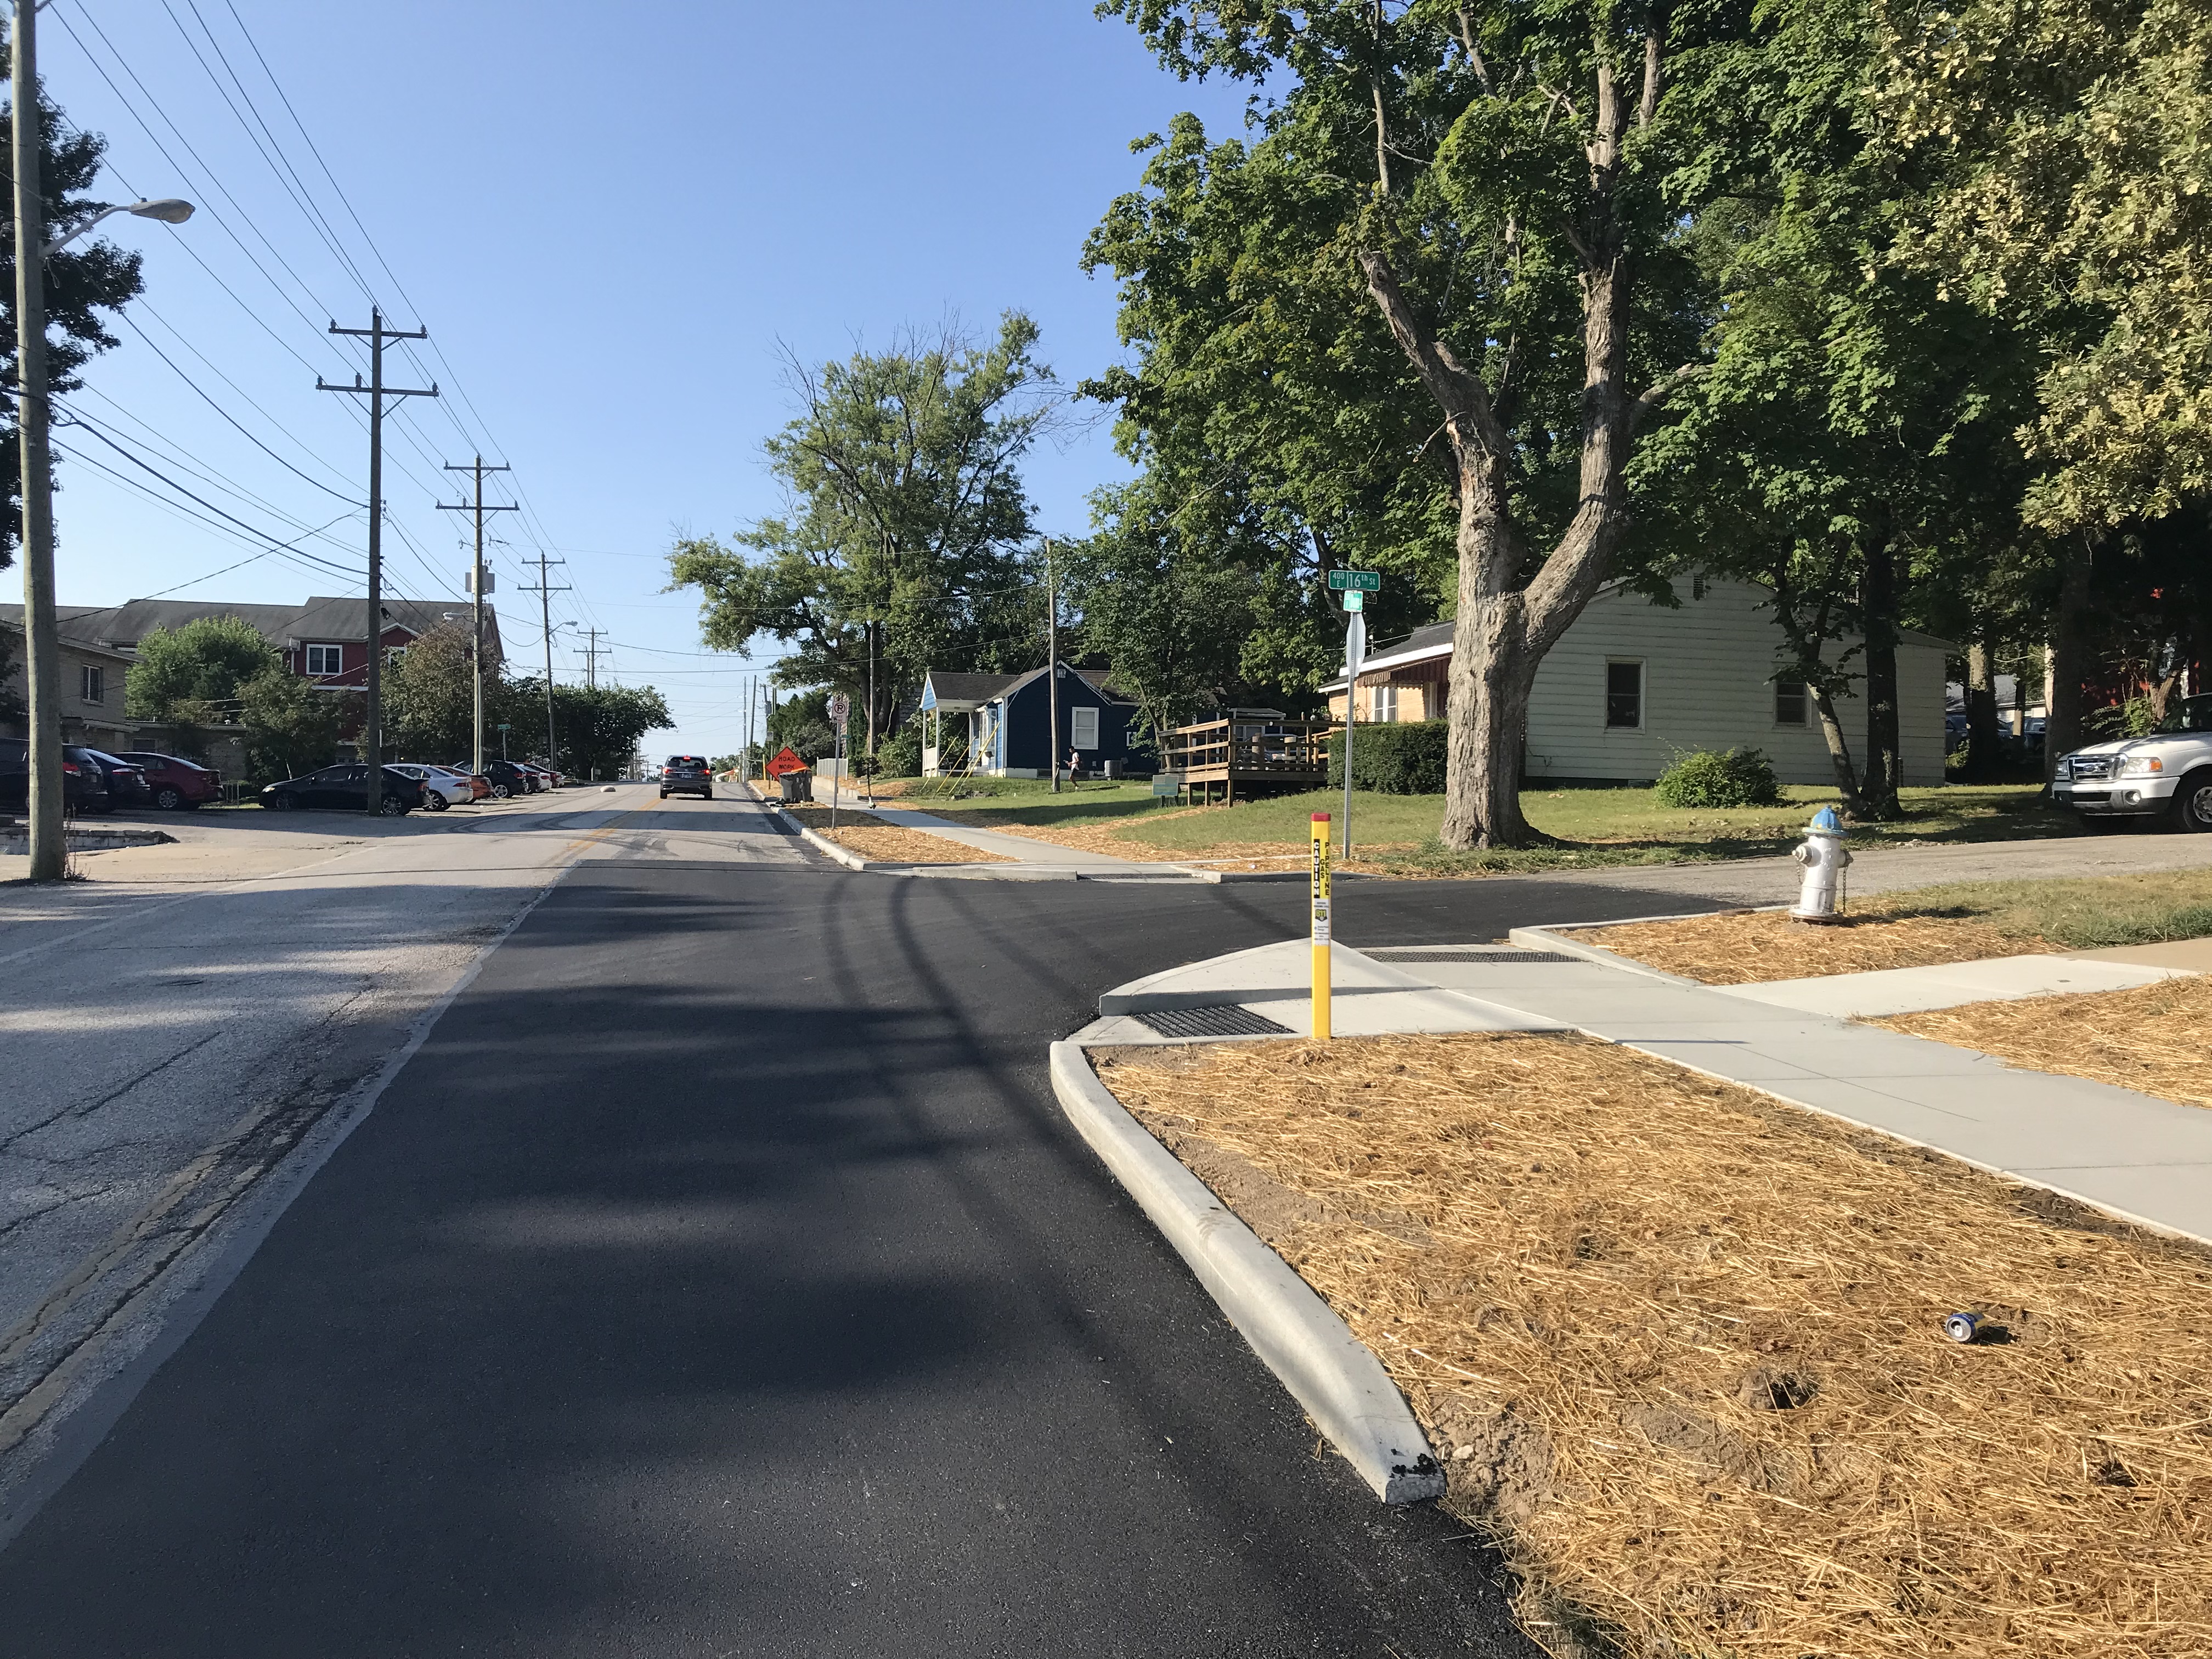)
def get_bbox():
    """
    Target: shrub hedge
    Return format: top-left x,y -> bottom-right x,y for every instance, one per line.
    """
1327,719 -> 1449,794
1651,746 -> 1784,808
